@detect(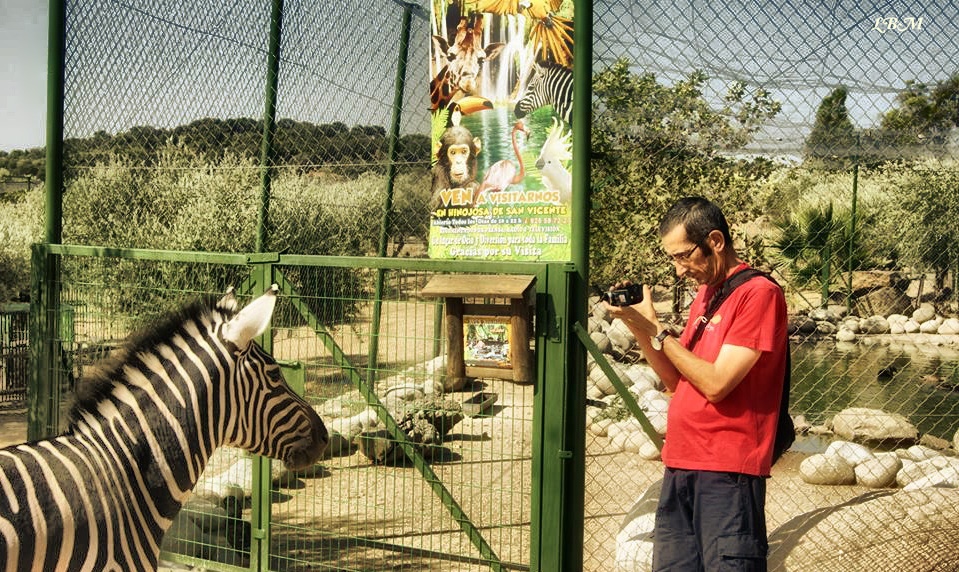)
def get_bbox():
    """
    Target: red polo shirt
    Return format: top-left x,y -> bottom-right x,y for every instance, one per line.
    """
661,265 -> 788,476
